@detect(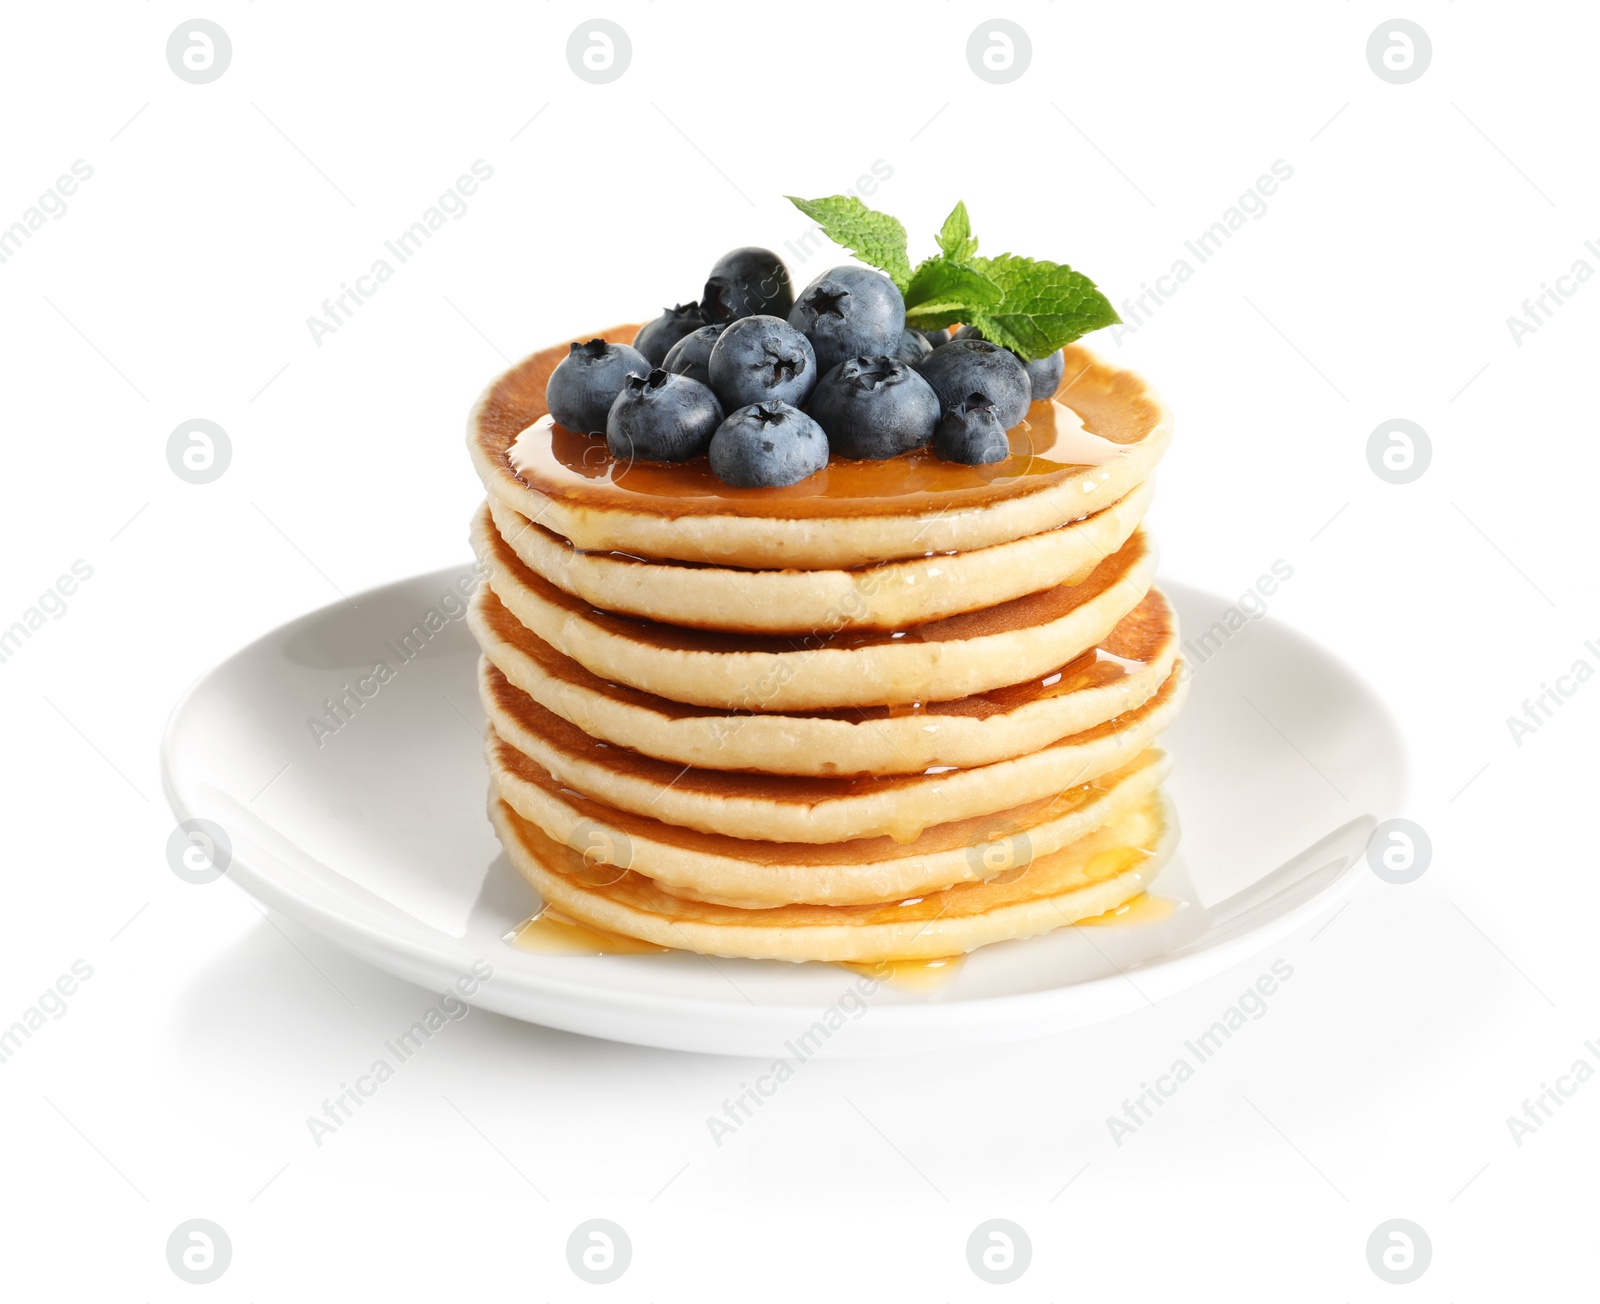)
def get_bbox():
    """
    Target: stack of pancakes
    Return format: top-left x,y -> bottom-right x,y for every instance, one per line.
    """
465,327 -> 1182,964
